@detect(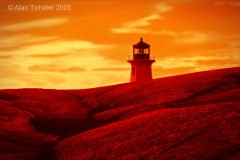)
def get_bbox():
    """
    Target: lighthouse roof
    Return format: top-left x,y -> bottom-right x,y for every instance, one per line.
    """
132,38 -> 150,49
